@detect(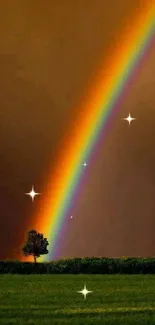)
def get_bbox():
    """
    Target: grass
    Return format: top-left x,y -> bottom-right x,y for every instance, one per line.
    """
0,274 -> 155,324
